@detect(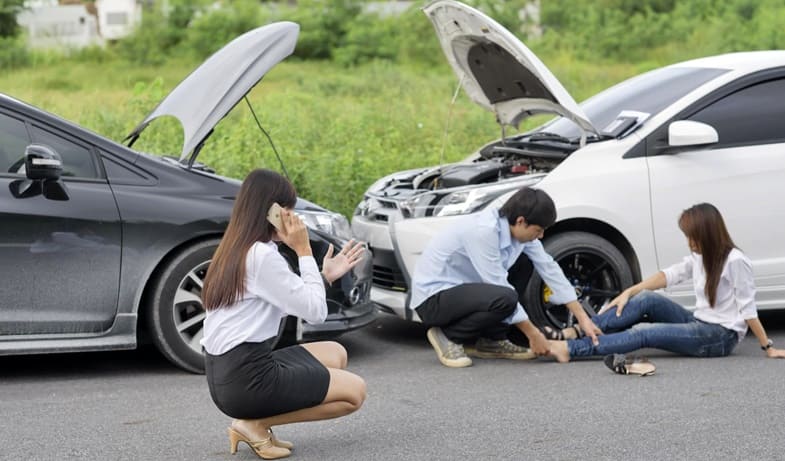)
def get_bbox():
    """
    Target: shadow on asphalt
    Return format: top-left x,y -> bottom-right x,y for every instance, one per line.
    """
0,345 -> 178,380
1,310 -> 781,378
332,315 -> 428,361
